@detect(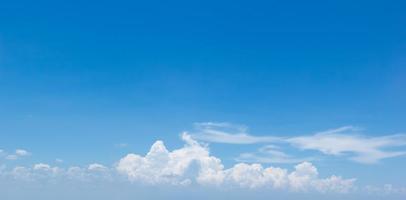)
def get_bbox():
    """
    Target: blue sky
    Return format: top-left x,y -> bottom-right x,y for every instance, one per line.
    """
1,0 -> 406,199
